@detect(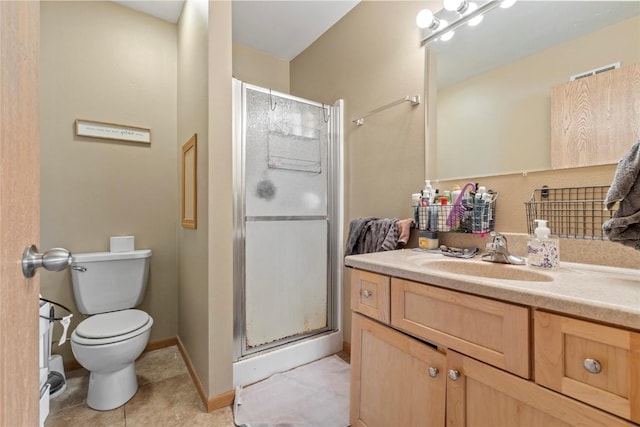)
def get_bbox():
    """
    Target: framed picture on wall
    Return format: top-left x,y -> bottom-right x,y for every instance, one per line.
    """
181,134 -> 197,228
